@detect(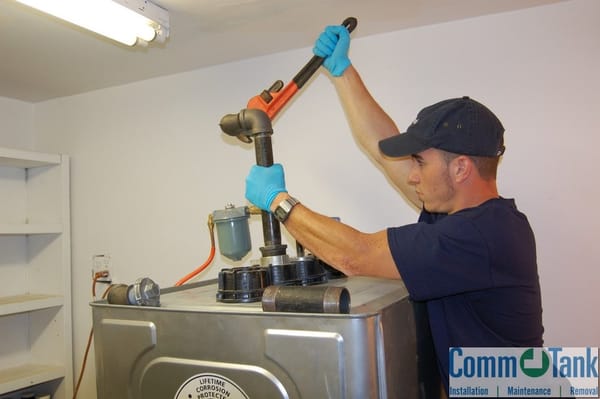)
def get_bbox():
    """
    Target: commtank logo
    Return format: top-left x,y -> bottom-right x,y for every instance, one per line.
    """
449,347 -> 599,398
520,348 -> 550,378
